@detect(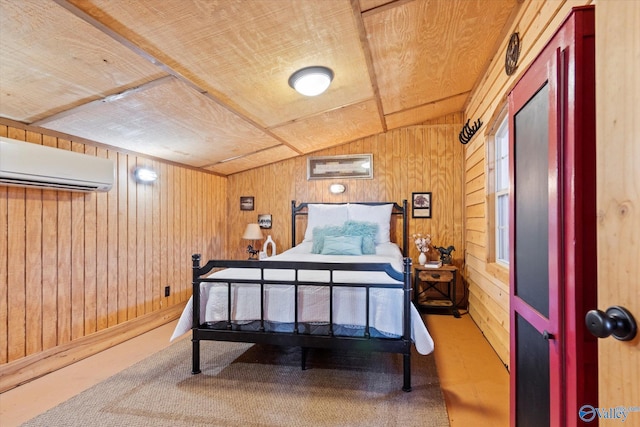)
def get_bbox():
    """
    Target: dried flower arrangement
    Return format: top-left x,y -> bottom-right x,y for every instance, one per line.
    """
412,233 -> 431,253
